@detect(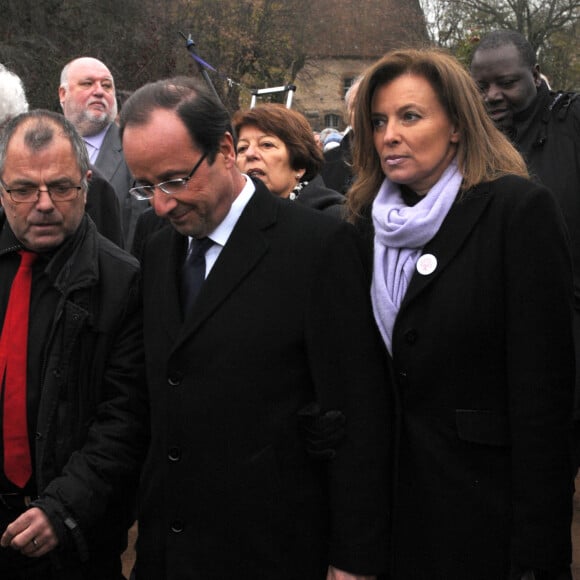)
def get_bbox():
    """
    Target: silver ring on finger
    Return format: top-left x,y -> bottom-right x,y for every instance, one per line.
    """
31,537 -> 38,548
